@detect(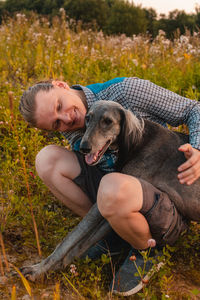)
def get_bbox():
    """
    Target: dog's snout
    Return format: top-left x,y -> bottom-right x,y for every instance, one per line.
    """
80,141 -> 92,154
